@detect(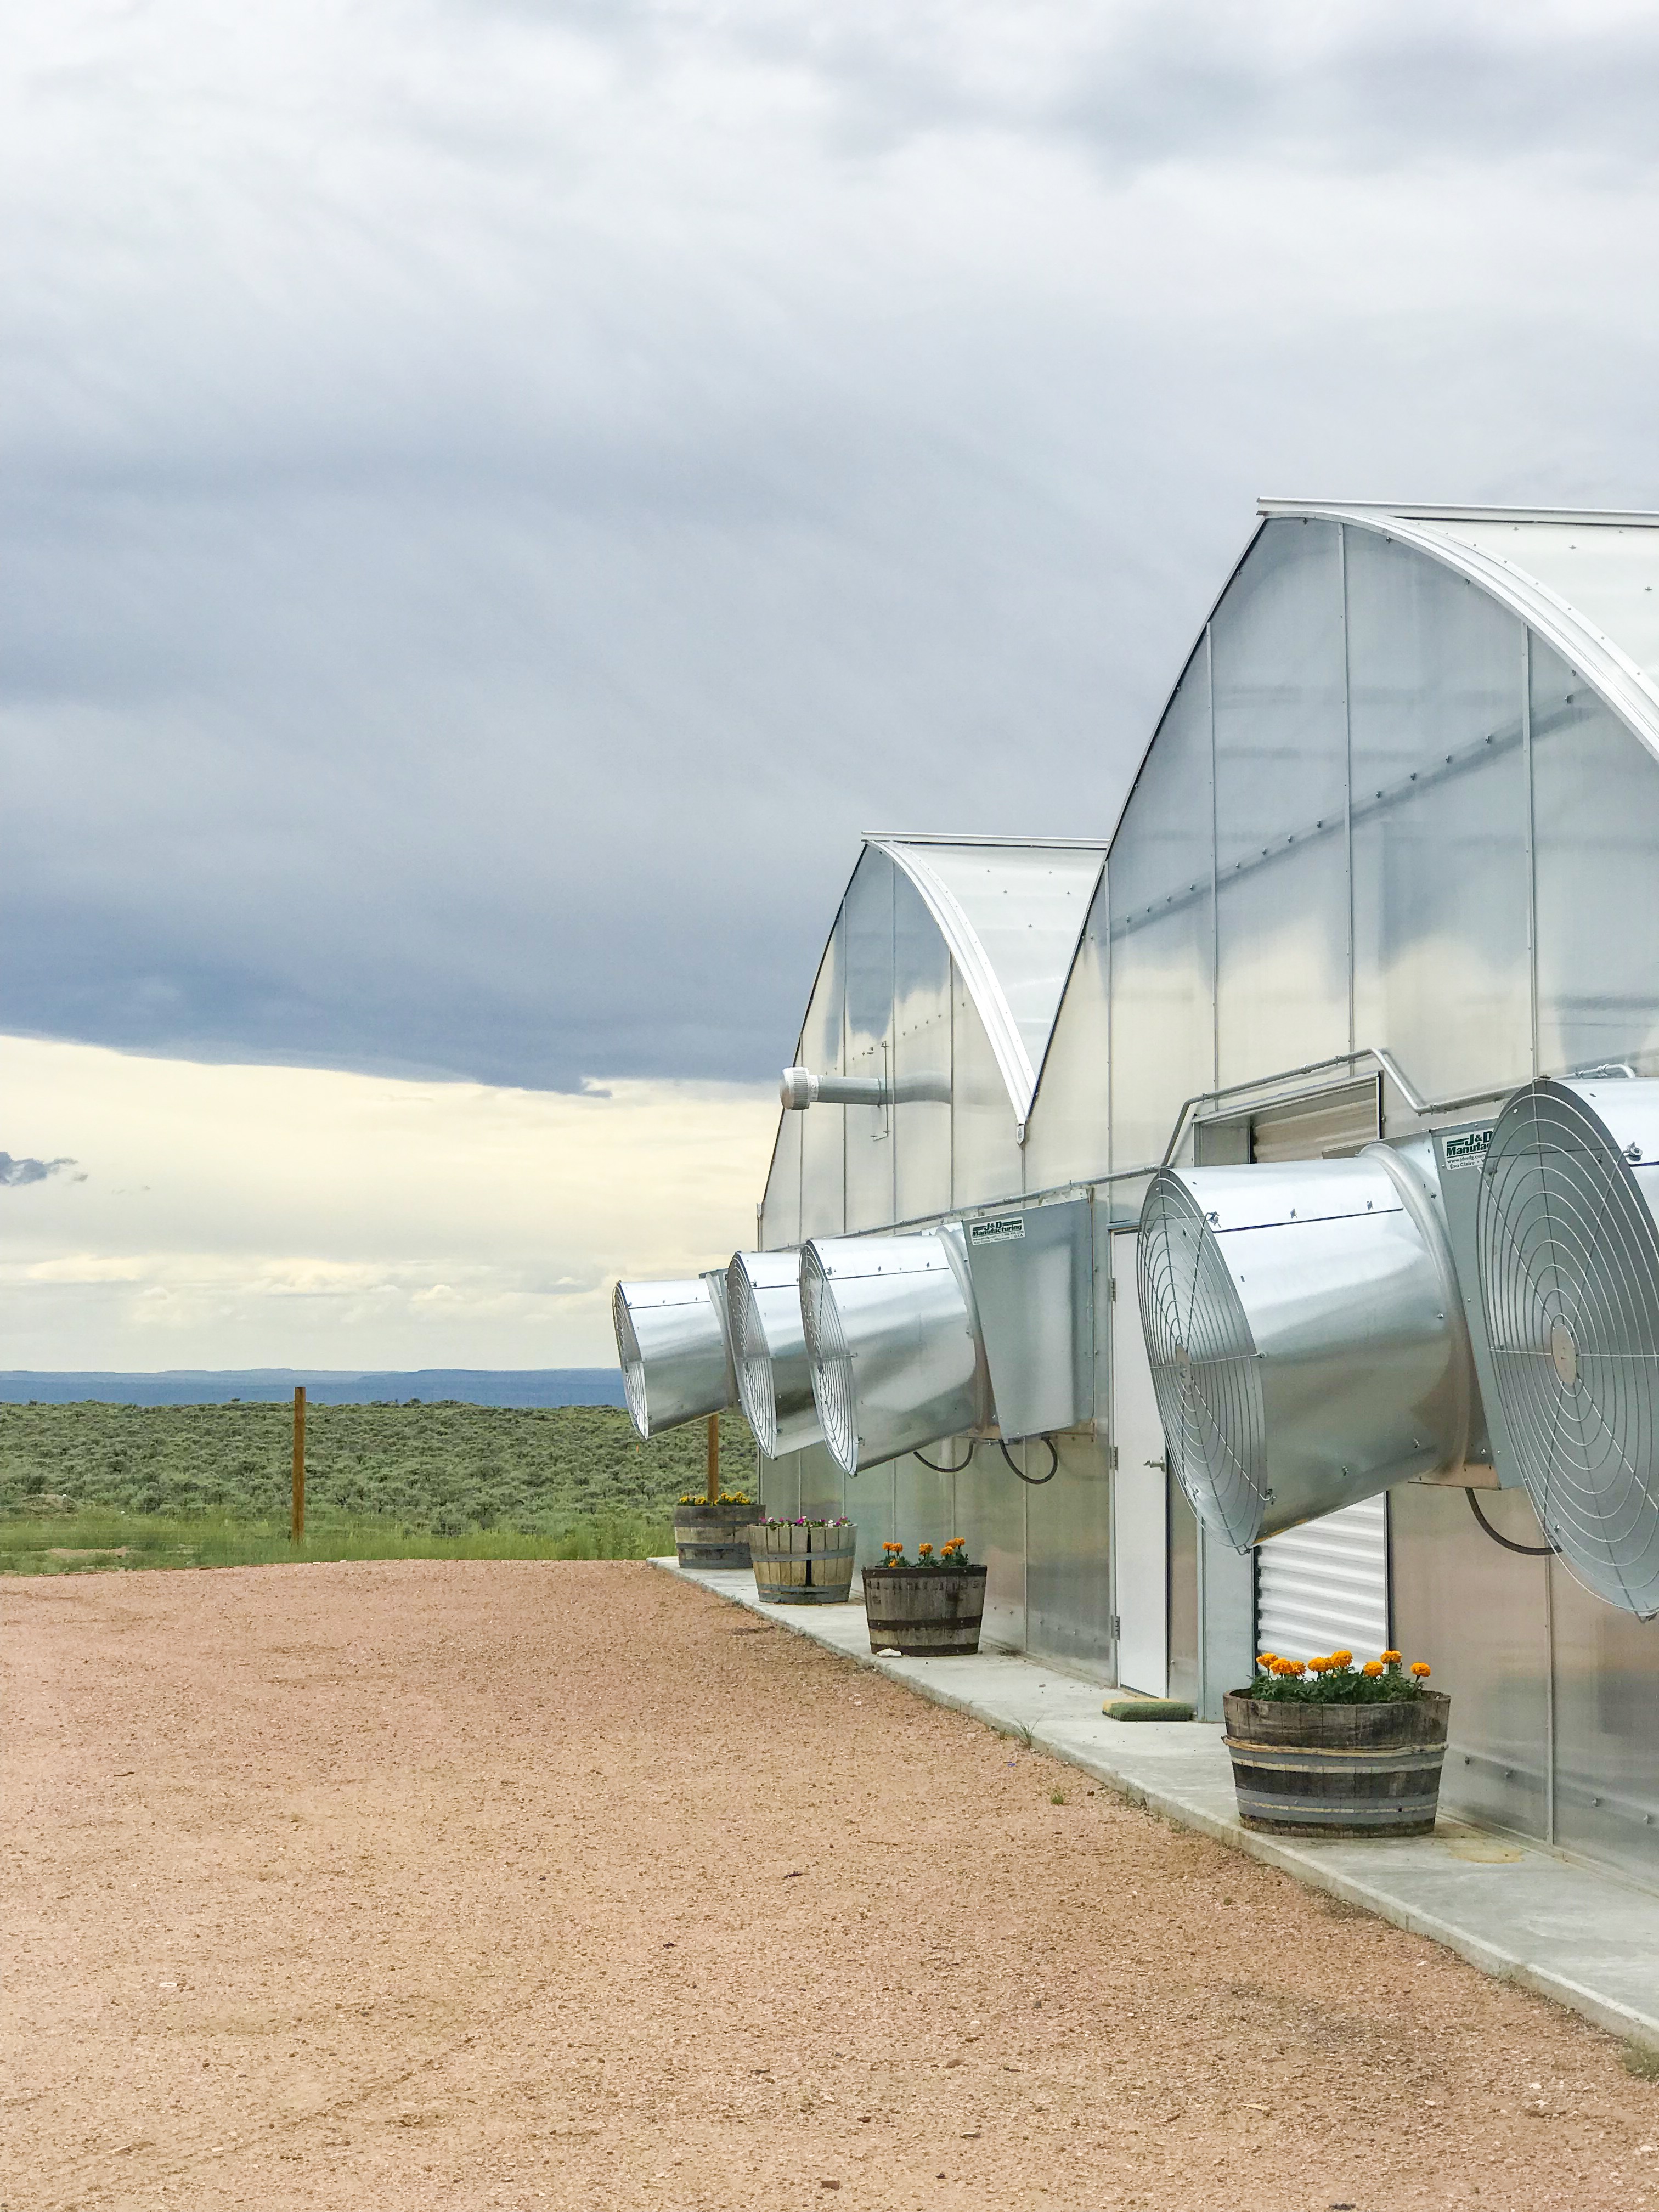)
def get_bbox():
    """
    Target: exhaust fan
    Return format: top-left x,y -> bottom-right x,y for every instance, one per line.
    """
1476,1076 -> 1659,1618
801,1228 -> 990,1476
612,1274 -> 737,1441
726,1250 -> 823,1458
1138,1145 -> 1476,1549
